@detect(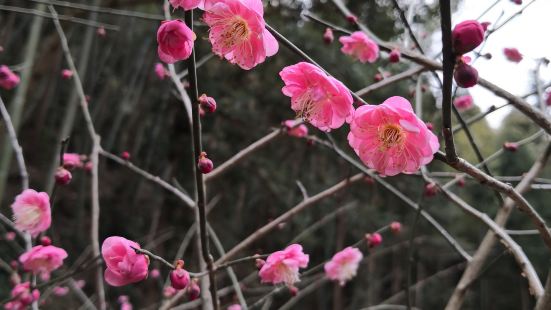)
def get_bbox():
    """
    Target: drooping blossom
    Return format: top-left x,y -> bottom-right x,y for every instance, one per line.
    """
324,247 -> 363,286
258,244 -> 309,286
154,63 -> 168,80
157,20 -> 196,64
503,47 -> 523,63
452,20 -> 485,55
283,120 -> 308,138
0,65 -> 20,90
453,95 -> 473,110
227,305 -> 241,310
280,62 -> 354,131
169,0 -> 202,11
101,236 -> 149,286
347,96 -> 439,176
19,245 -> 68,279
11,189 -> 51,237
97,26 -> 106,37
4,282 -> 40,310
339,31 -> 379,63
62,153 -> 84,170
202,0 -> 279,70
61,69 -> 73,79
